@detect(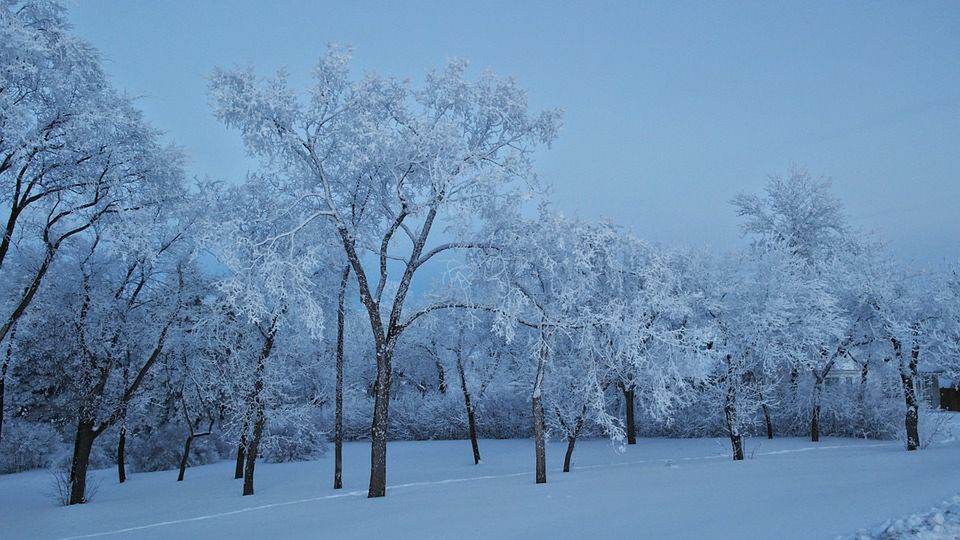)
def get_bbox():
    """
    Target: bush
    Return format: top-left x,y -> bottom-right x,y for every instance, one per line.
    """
261,408 -> 327,463
0,420 -> 65,473
126,423 -> 222,473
